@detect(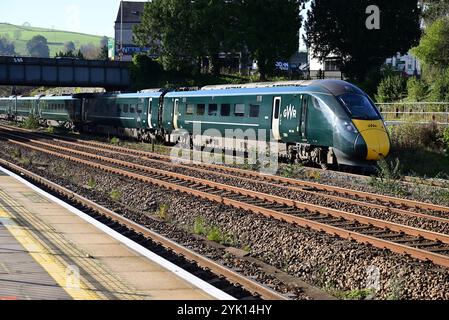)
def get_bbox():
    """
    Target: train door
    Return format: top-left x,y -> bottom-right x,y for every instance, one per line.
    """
300,95 -> 309,142
173,99 -> 180,130
272,97 -> 281,140
148,98 -> 153,129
